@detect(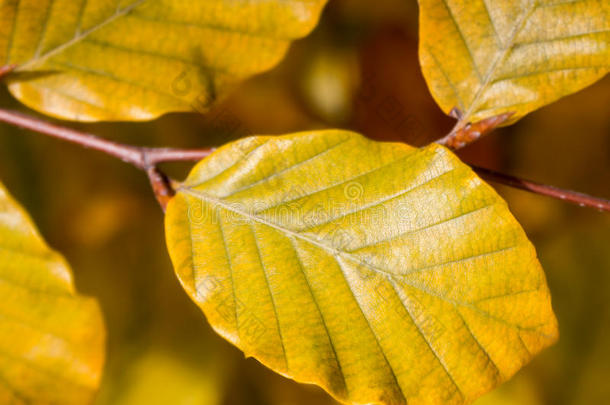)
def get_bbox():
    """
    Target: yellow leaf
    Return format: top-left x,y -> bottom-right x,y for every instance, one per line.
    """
164,130 -> 558,405
418,0 -> 610,125
0,182 -> 105,404
0,0 -> 328,122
